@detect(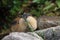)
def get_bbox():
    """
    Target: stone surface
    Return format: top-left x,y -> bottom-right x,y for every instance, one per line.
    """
2,26 -> 60,40
37,16 -> 60,29
2,32 -> 43,40
35,26 -> 60,40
